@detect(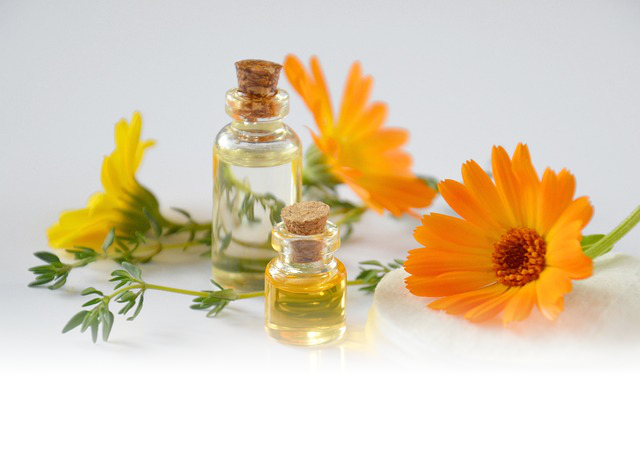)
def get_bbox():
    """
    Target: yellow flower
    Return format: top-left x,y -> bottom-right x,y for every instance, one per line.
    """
48,112 -> 162,250
284,55 -> 436,217
405,144 -> 593,324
